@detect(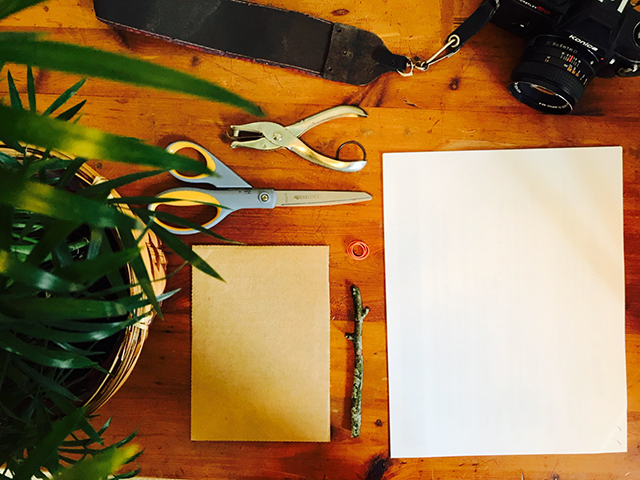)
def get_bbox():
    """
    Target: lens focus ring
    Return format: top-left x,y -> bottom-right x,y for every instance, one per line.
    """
511,61 -> 587,104
507,35 -> 598,114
